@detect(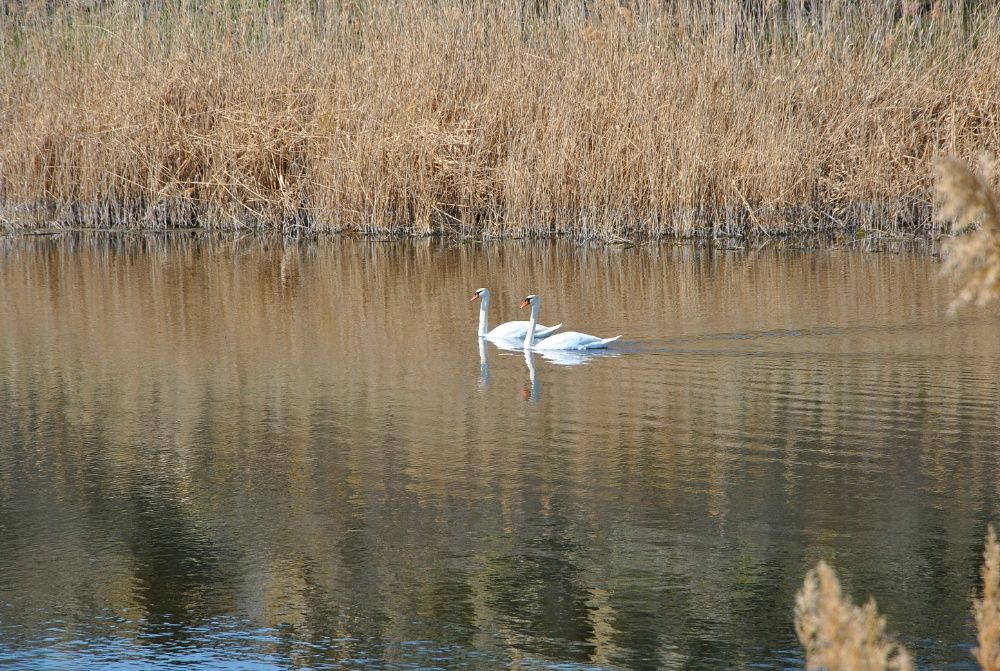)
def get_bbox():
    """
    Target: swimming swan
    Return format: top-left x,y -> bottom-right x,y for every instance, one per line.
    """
471,288 -> 562,341
519,295 -> 621,350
